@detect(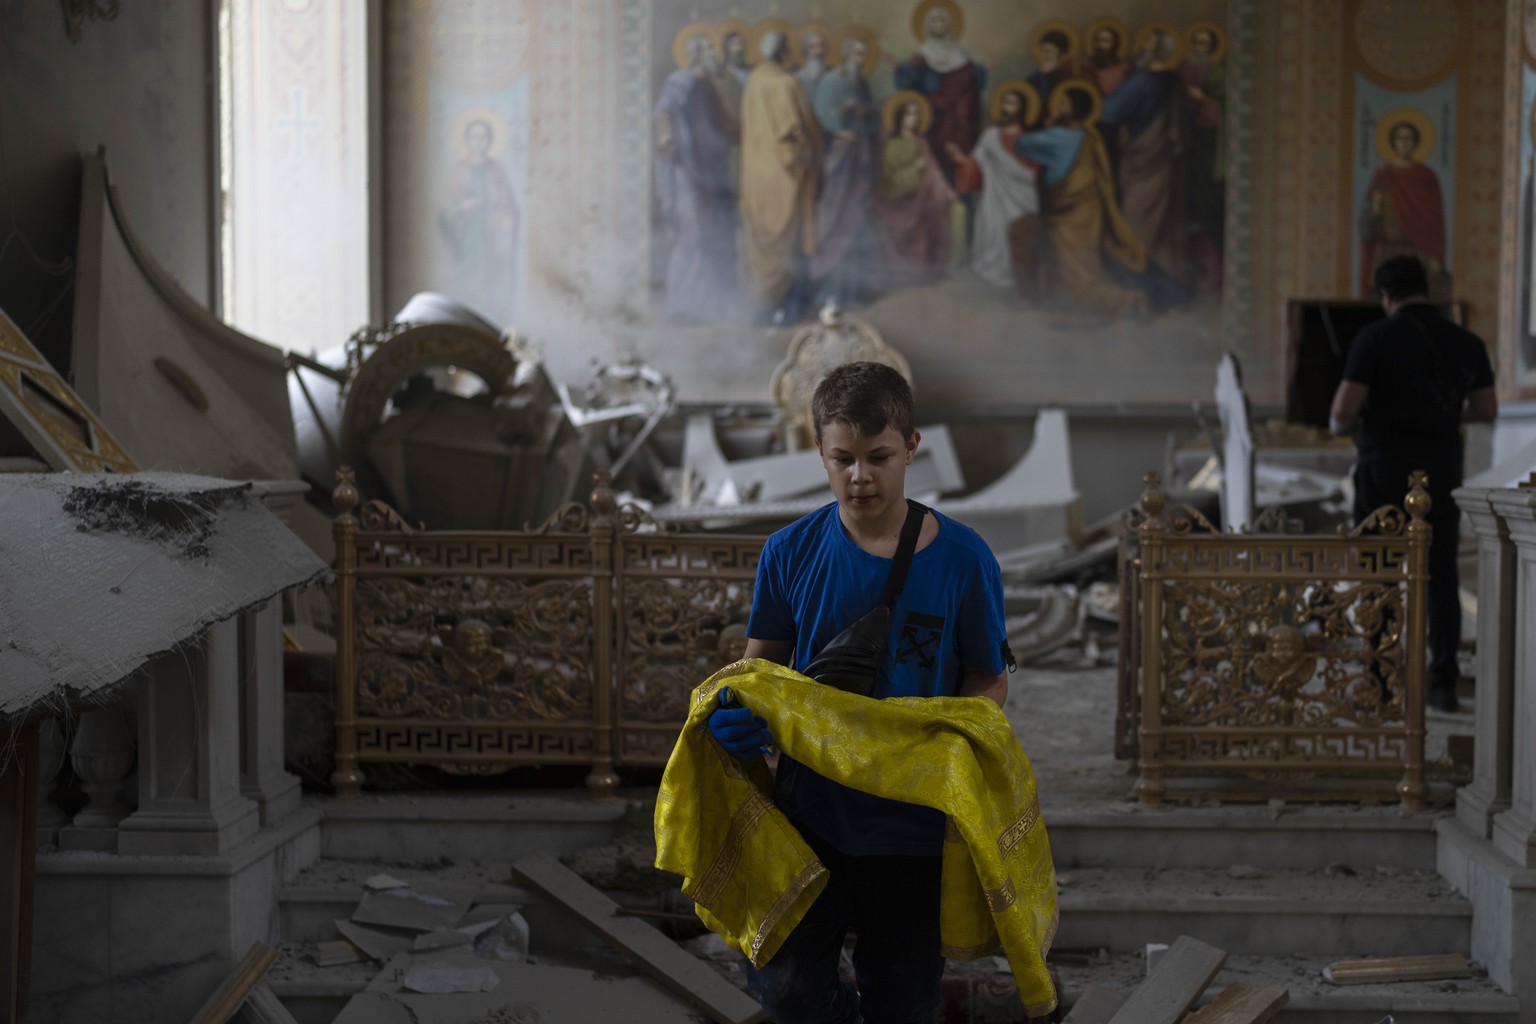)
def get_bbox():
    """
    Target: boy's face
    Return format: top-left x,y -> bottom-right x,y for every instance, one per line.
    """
816,421 -> 919,525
